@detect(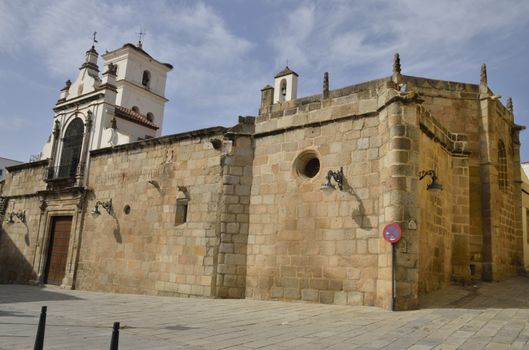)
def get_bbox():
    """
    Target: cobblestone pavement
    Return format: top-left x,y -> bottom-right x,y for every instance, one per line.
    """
1,277 -> 529,349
